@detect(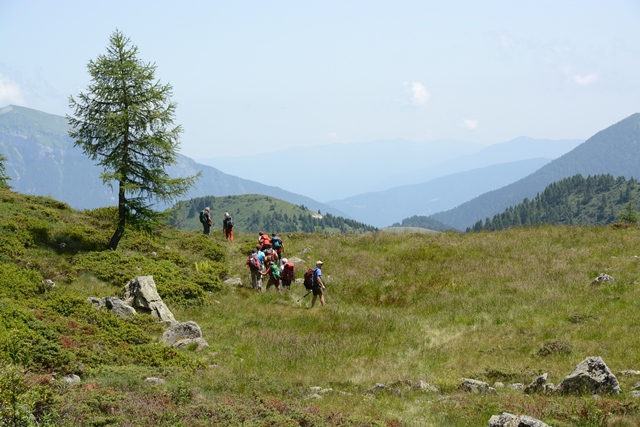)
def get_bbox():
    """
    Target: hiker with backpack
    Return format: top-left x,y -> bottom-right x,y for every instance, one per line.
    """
280,258 -> 295,291
222,212 -> 234,242
199,207 -> 213,236
247,248 -> 263,290
261,259 -> 281,293
271,232 -> 284,265
258,231 -> 271,250
311,260 -> 326,308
